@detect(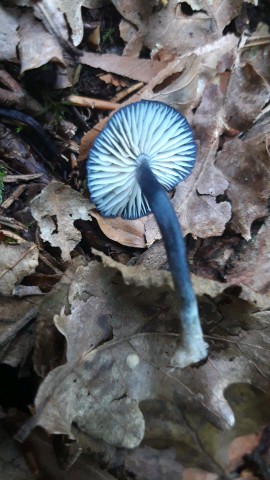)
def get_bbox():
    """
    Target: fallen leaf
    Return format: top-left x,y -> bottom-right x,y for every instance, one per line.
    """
19,10 -> 66,74
0,243 -> 39,296
33,256 -> 88,377
90,210 -> 147,248
18,256 -> 270,452
224,61 -> 270,132
227,433 -> 260,472
226,217 -> 270,295
216,128 -> 270,240
0,5 -> 20,63
125,446 -> 184,479
31,181 -> 94,262
54,0 -> 108,46
0,422 -> 30,479
81,51 -> 169,83
0,296 -> 40,367
144,0 -> 241,56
